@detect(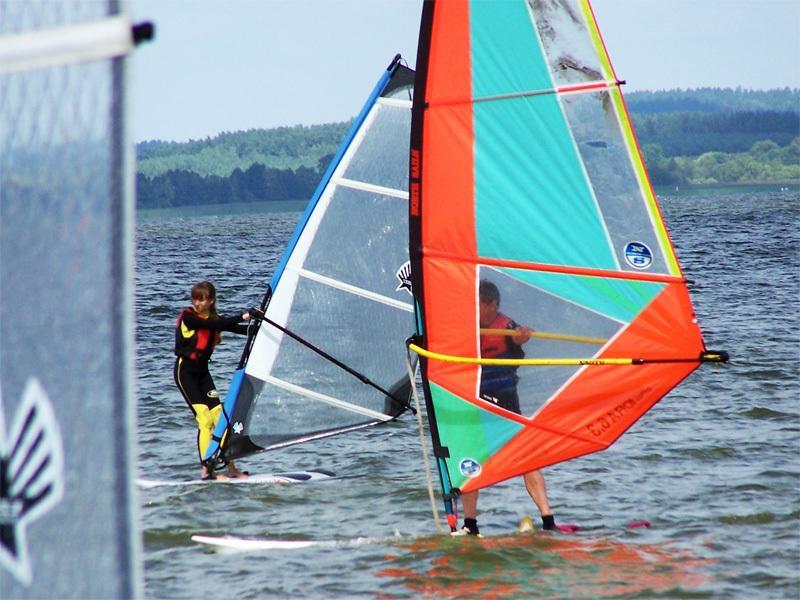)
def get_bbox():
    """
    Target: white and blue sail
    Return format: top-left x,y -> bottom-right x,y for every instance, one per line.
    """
205,56 -> 415,465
